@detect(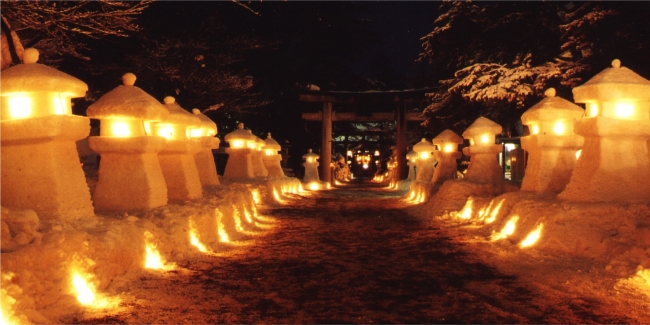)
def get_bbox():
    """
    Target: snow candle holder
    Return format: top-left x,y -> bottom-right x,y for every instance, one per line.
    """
406,150 -> 418,181
520,88 -> 584,193
87,73 -> 169,211
190,108 -> 220,187
262,133 -> 285,178
0,48 -> 94,220
413,138 -> 436,182
432,129 -> 463,186
558,59 -> 650,203
248,130 -> 269,178
155,96 -> 203,200
462,117 -> 504,184
223,123 -> 255,180
302,149 -> 321,187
